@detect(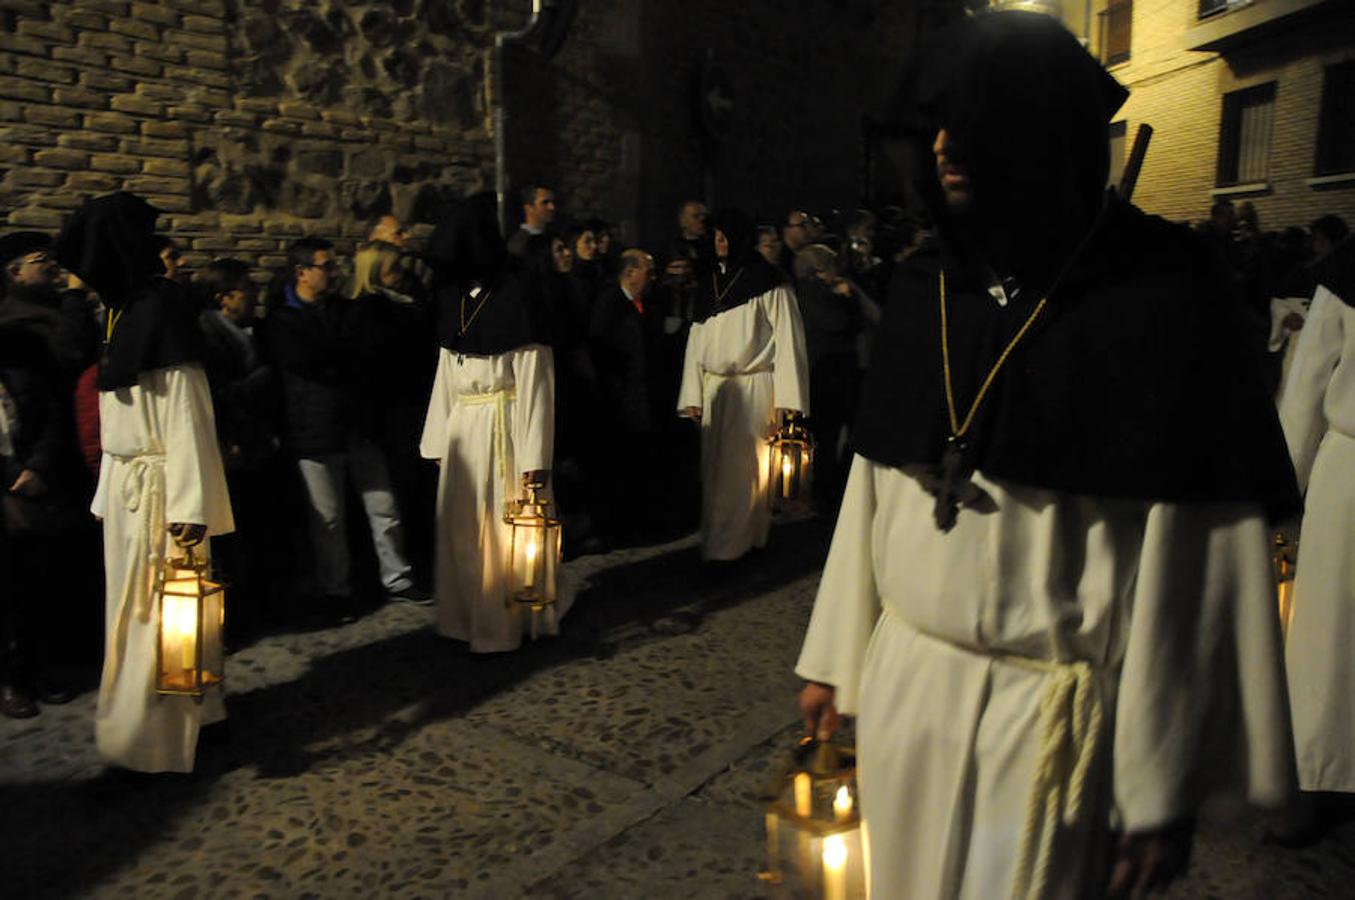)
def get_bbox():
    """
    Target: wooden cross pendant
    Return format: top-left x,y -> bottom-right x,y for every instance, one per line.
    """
926,439 -> 984,533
